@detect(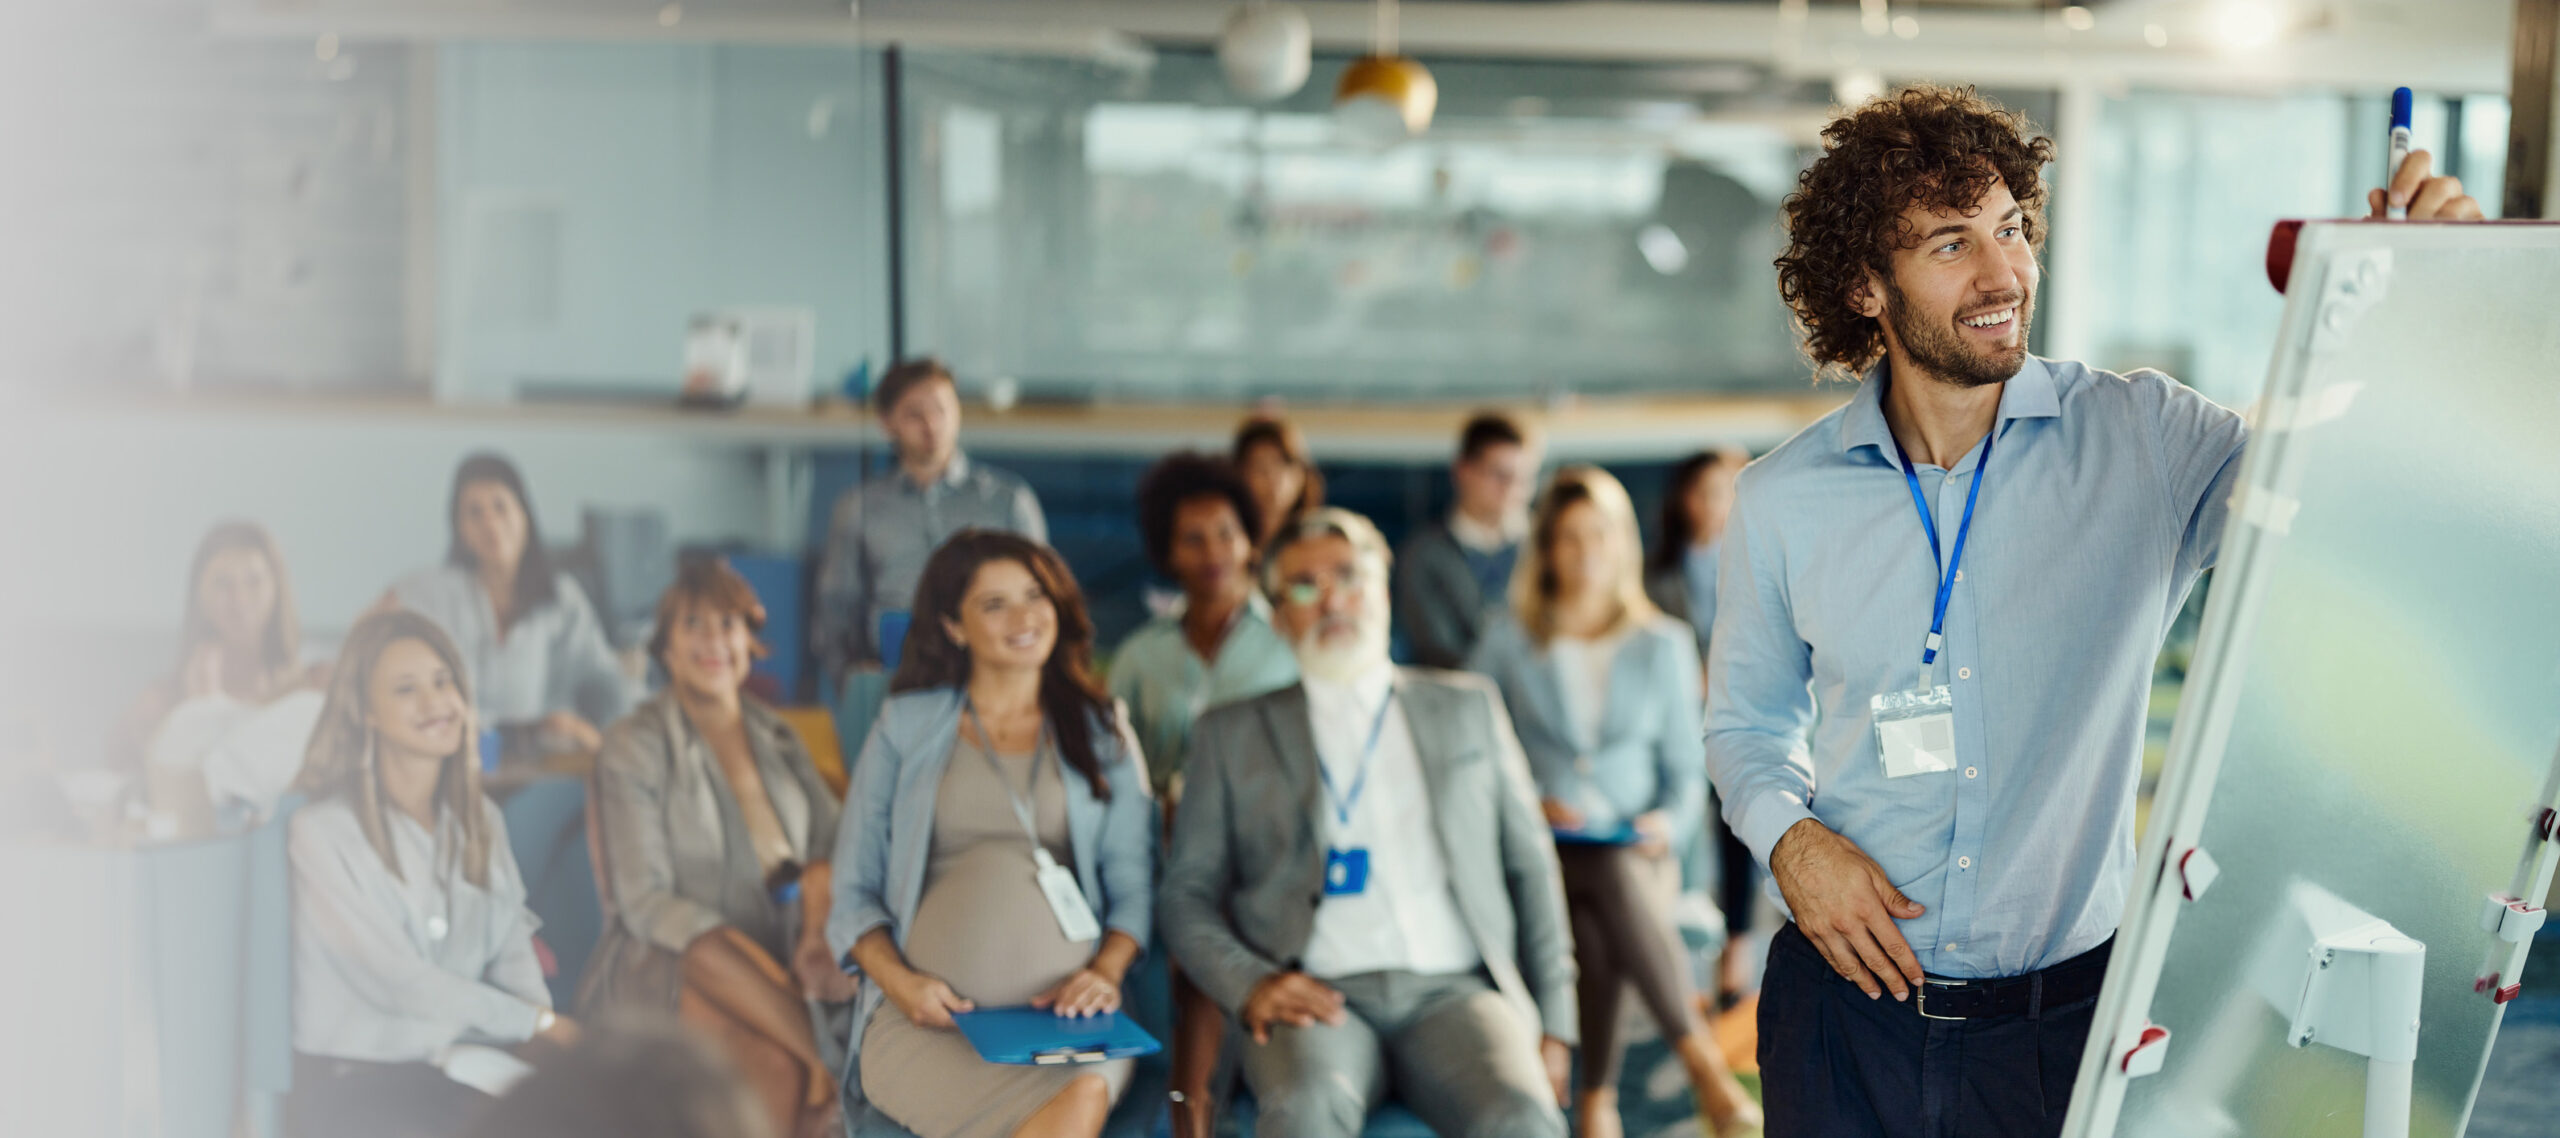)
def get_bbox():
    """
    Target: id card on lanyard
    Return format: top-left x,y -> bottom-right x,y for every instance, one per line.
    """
1318,692 -> 1399,897
1869,433 -> 1989,779
966,702 -> 1104,942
